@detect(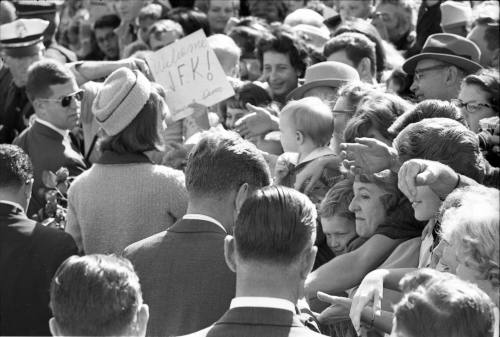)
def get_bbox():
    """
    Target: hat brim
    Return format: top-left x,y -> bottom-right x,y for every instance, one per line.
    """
402,53 -> 483,74
287,79 -> 348,101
